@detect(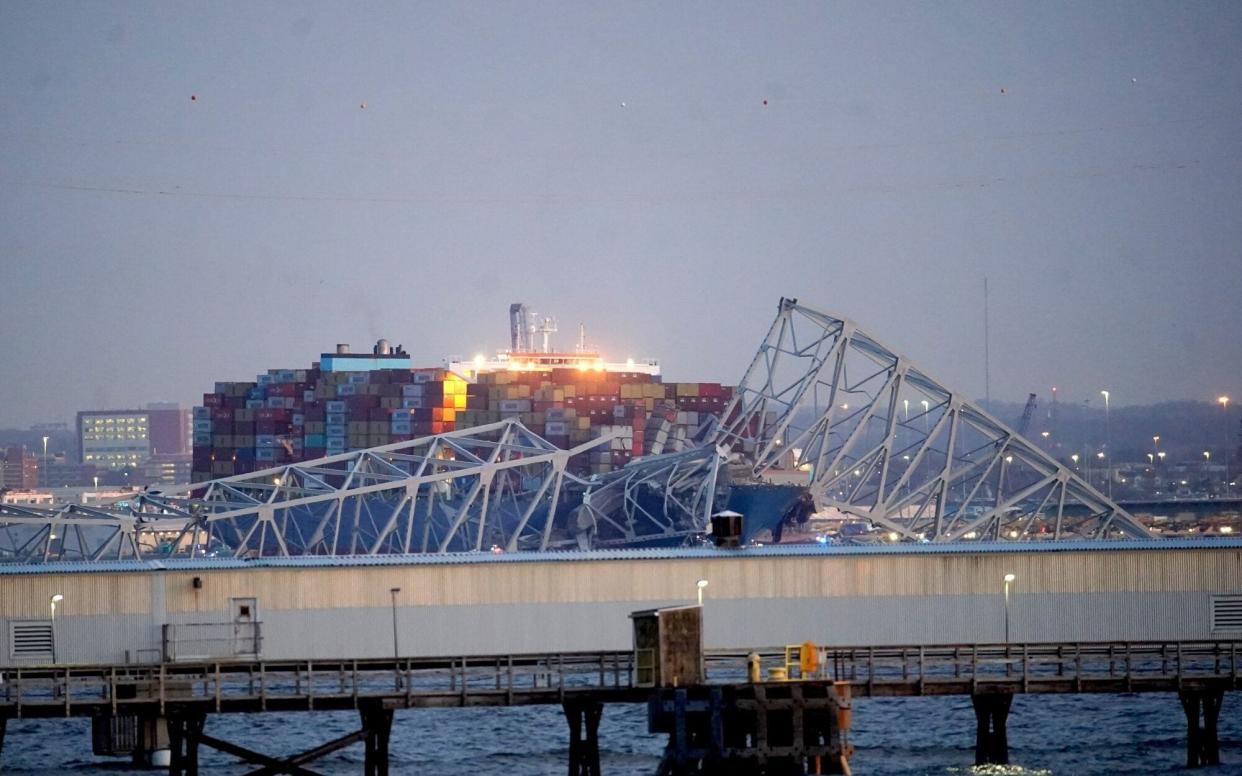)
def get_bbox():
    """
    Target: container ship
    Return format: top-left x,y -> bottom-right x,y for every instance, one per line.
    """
192,303 -> 733,483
